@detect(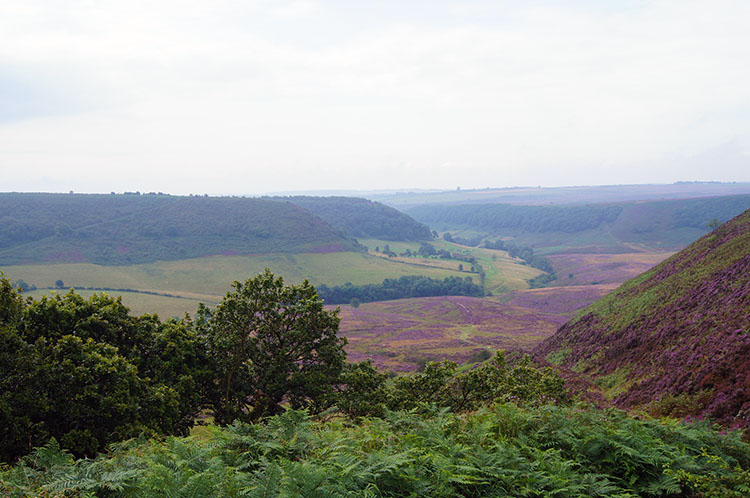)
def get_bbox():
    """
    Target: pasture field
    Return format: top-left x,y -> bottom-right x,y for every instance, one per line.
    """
337,285 -> 614,372
359,238 -> 544,294
3,251 -> 476,316
25,288 -> 211,318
